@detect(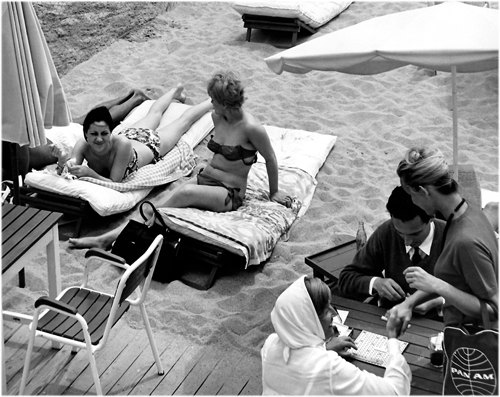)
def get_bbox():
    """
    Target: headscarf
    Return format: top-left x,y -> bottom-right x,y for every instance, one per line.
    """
270,276 -> 326,364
